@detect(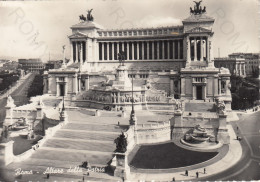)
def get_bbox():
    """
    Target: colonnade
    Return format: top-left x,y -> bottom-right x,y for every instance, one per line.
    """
236,63 -> 246,76
72,41 -> 87,63
187,36 -> 209,63
98,40 -> 183,61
